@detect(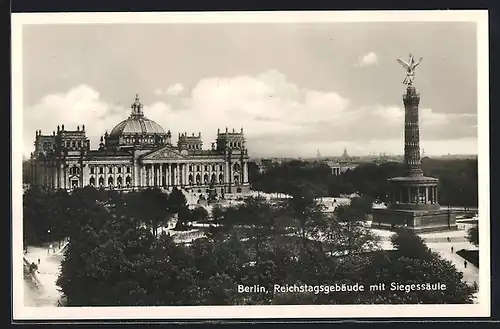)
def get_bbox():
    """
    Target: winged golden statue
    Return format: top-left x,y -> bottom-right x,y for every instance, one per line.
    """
397,53 -> 423,86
